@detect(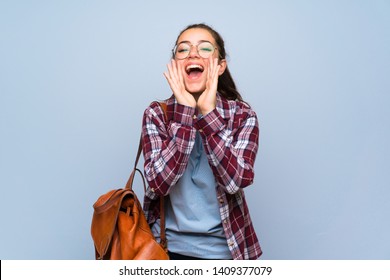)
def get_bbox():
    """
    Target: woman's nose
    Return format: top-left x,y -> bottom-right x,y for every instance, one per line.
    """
188,45 -> 200,58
